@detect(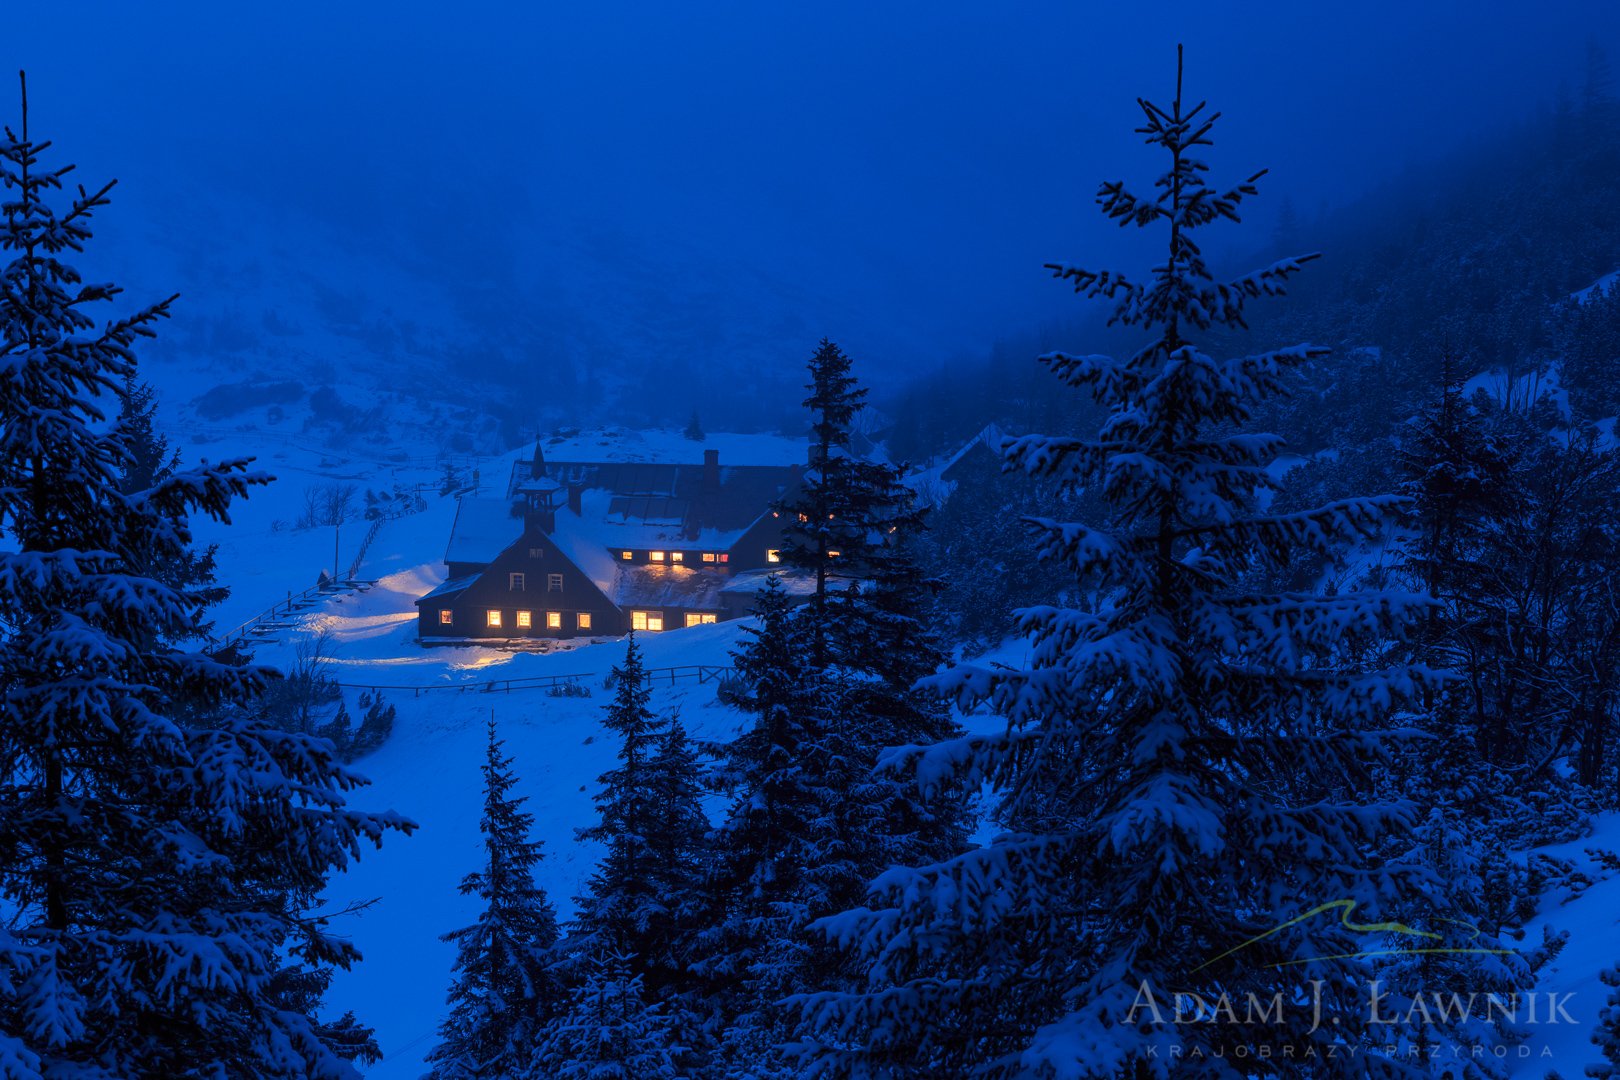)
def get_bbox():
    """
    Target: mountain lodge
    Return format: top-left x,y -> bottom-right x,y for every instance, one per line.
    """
415,443 -> 807,642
